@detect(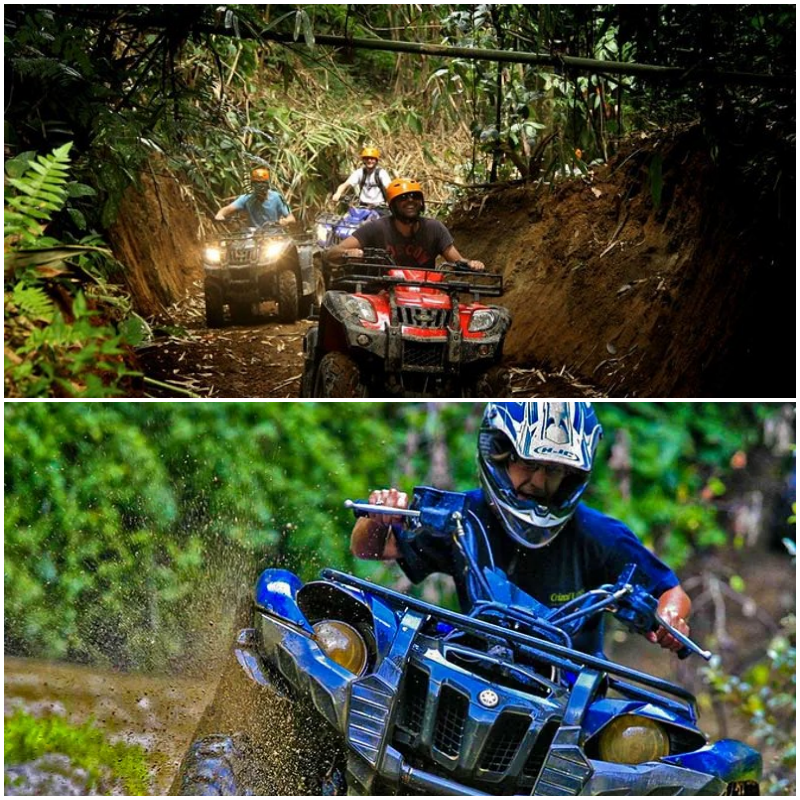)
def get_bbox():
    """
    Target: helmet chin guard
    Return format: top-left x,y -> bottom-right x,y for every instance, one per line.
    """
478,402 -> 603,548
